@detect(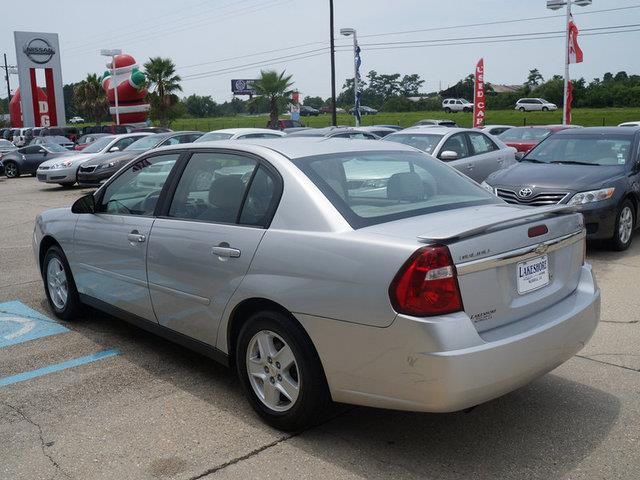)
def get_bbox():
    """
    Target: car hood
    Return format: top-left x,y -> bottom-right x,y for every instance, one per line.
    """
39,152 -> 93,168
81,150 -> 141,166
487,162 -> 627,191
